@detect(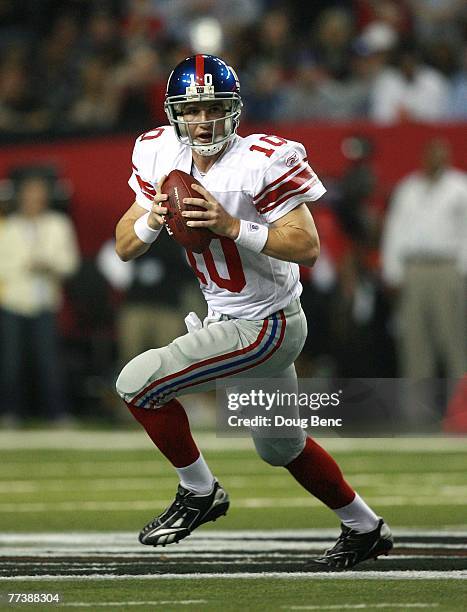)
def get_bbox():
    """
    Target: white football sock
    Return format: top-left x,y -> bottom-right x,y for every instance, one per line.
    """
333,493 -> 380,533
175,454 -> 215,495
